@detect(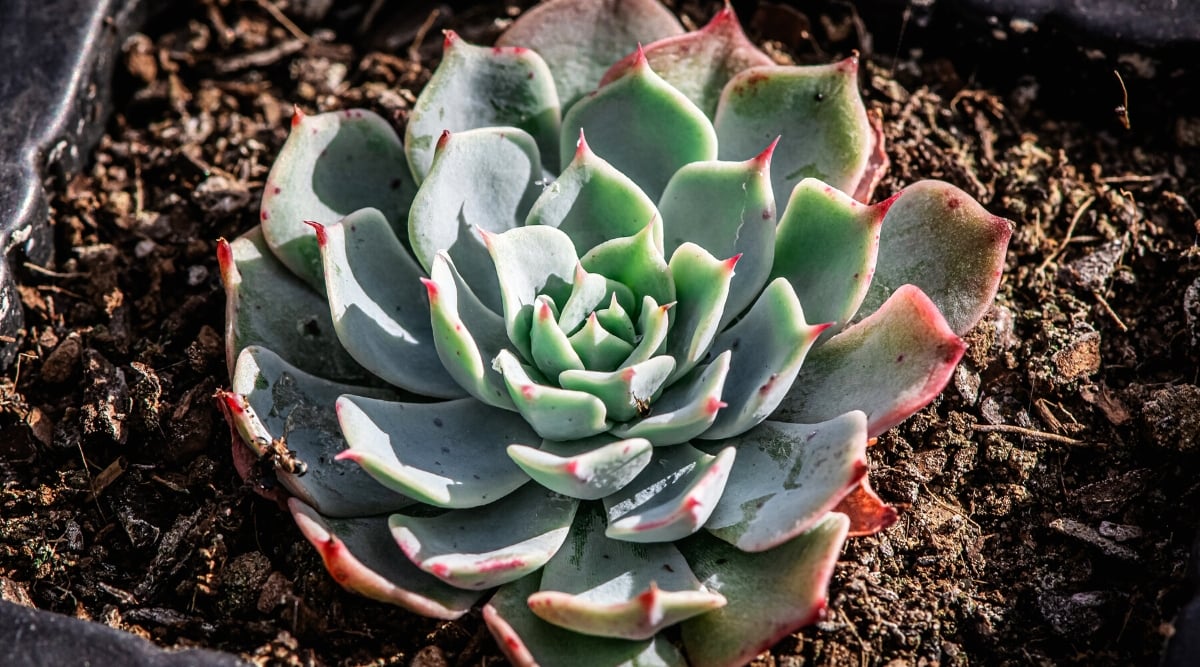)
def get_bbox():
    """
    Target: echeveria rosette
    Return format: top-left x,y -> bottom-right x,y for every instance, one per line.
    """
215,1 -> 1013,665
